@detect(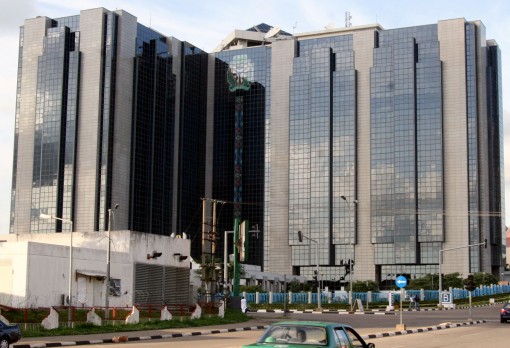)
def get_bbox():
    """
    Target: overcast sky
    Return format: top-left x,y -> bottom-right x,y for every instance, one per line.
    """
0,0 -> 509,234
